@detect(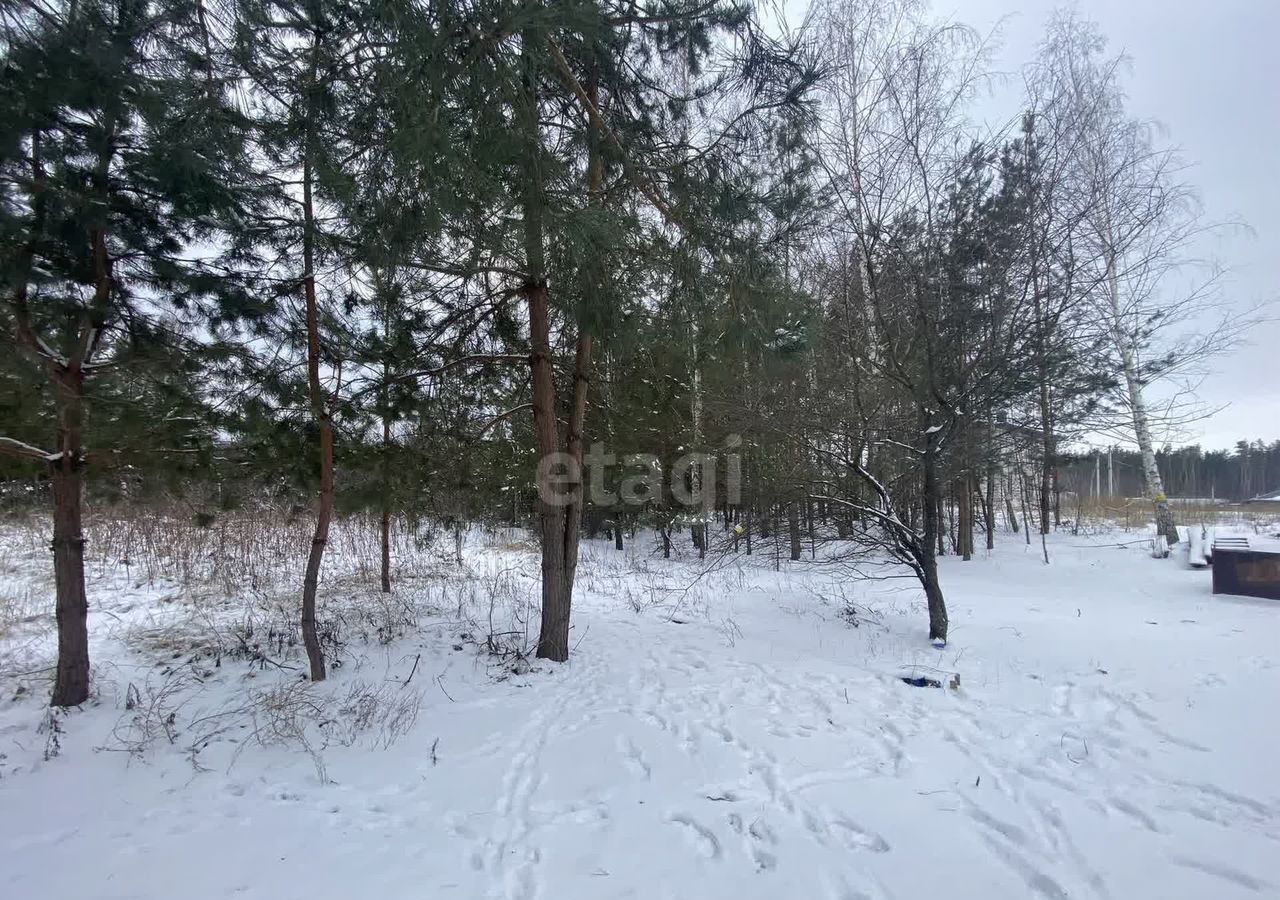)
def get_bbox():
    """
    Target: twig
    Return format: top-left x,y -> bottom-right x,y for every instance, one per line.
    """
403,653 -> 421,688
435,673 -> 455,703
